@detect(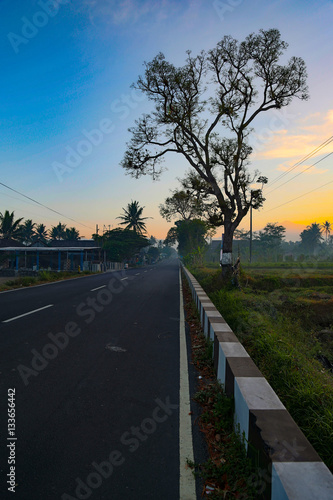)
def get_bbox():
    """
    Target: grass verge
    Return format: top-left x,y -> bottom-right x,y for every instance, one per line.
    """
0,270 -> 96,291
